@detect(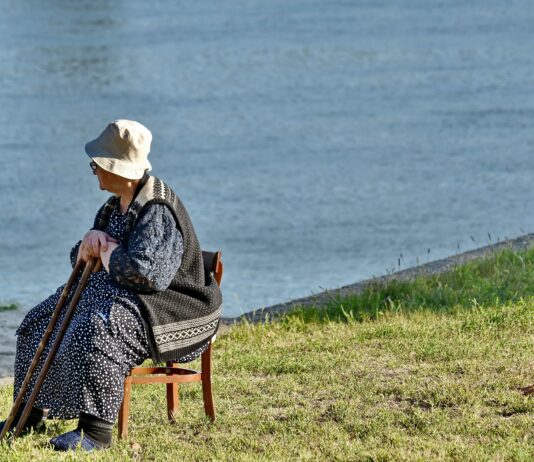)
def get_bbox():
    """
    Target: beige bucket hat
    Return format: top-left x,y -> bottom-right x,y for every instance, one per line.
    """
85,119 -> 152,180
